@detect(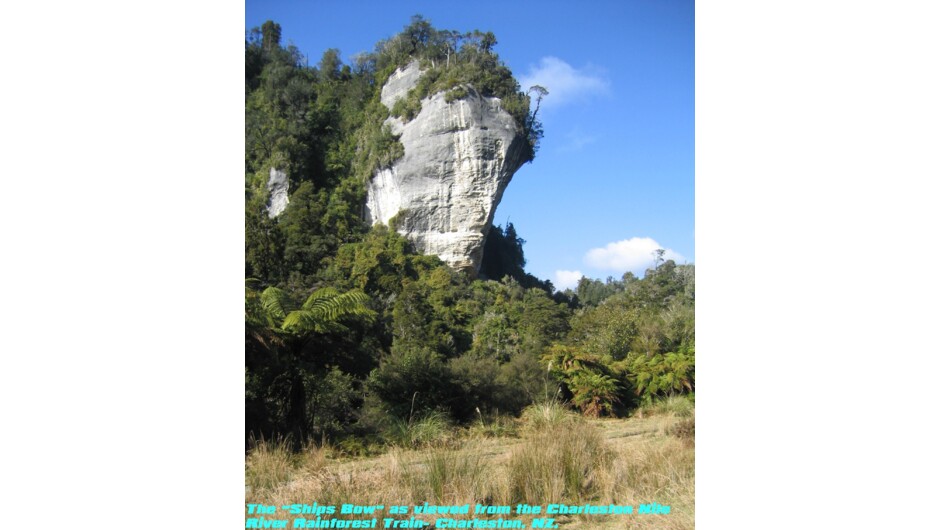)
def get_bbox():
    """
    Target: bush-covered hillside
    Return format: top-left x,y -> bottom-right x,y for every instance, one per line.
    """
245,17 -> 694,449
